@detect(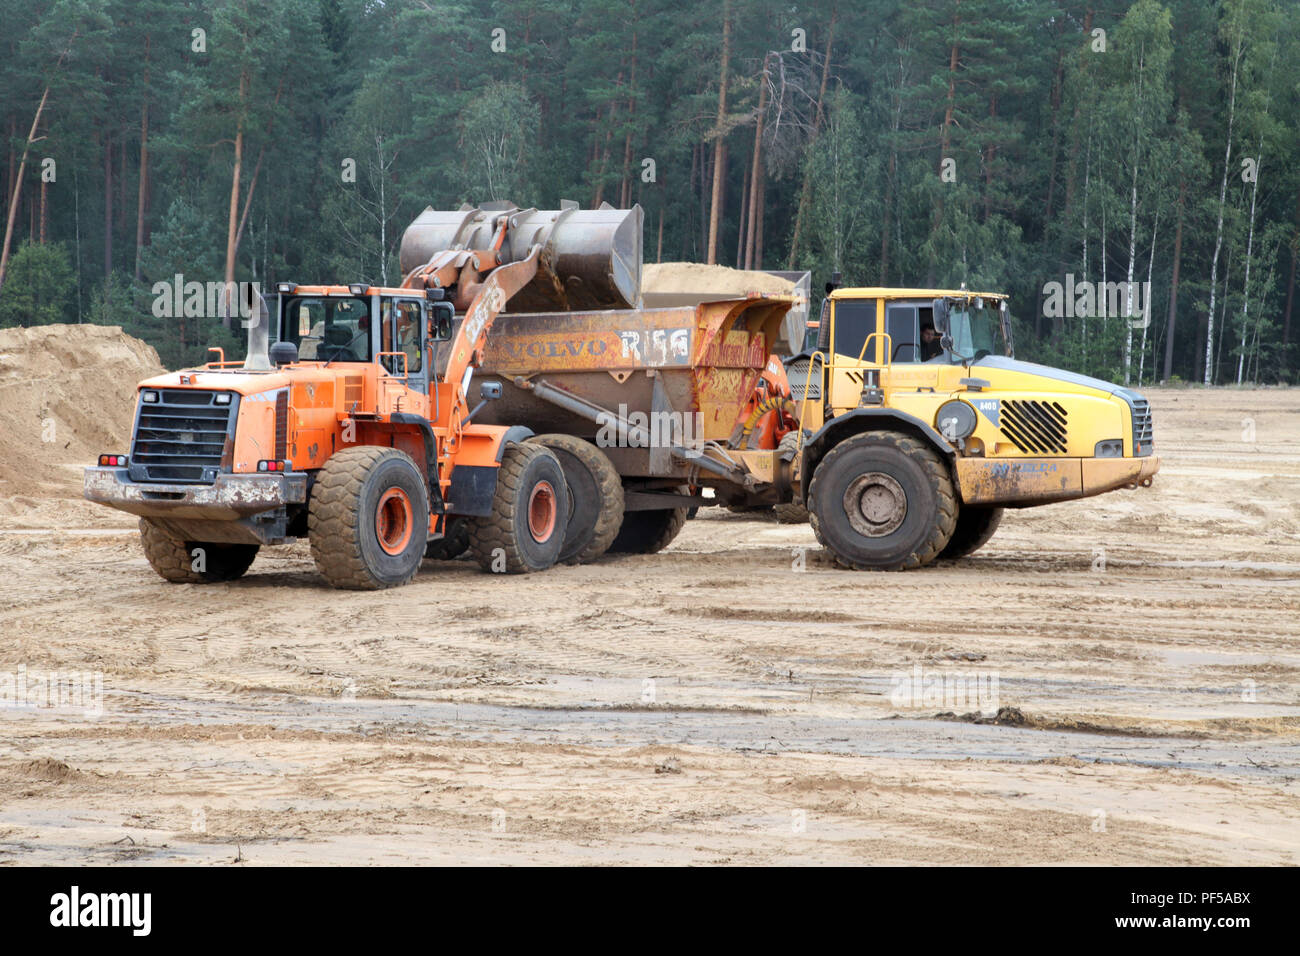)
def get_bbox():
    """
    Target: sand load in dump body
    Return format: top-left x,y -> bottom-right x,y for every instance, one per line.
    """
471,294 -> 797,496
399,200 -> 643,312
